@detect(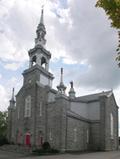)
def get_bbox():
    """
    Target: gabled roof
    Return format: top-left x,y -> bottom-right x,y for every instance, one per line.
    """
74,90 -> 112,103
